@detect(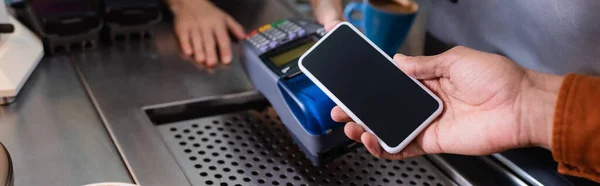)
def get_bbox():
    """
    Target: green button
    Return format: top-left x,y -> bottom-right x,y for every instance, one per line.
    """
273,19 -> 287,27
